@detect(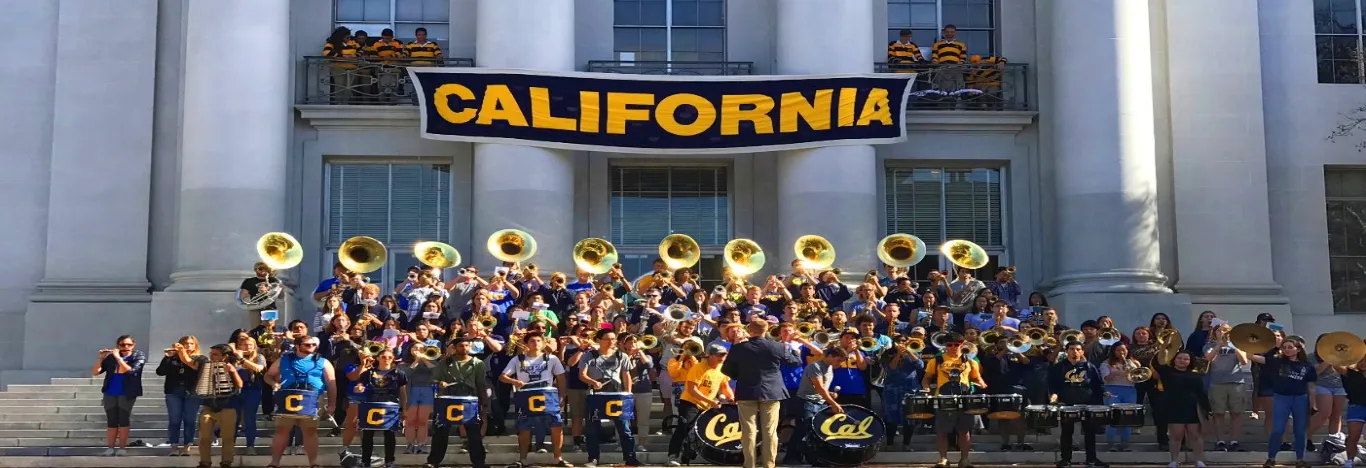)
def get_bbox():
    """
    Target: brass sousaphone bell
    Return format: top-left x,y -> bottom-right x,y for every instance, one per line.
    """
659,234 -> 701,270
414,241 -> 461,269
877,233 -> 927,268
795,235 -> 836,270
1316,331 -> 1366,367
1229,323 -> 1277,355
487,229 -> 537,264
941,239 -> 990,270
238,232 -> 304,310
724,239 -> 766,276
572,238 -> 619,275
339,236 -> 388,274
